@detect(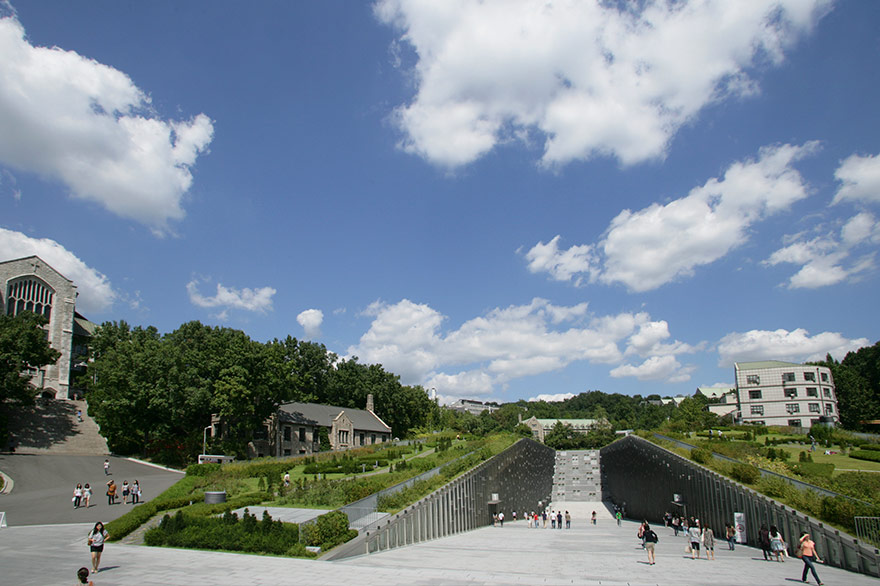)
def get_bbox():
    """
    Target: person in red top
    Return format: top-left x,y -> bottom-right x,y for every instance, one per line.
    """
798,532 -> 823,585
